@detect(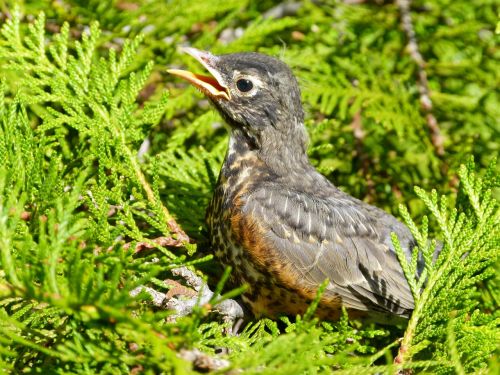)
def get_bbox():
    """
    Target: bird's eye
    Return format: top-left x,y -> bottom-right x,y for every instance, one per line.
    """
236,79 -> 254,92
